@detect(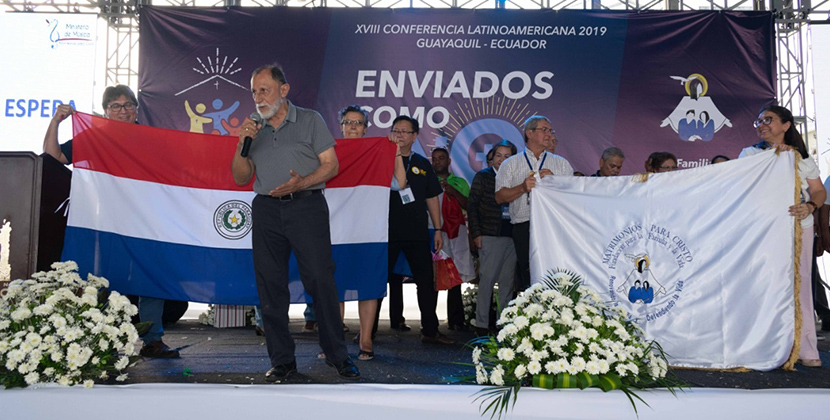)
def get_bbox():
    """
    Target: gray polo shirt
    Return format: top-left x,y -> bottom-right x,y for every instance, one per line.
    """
248,101 -> 336,195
